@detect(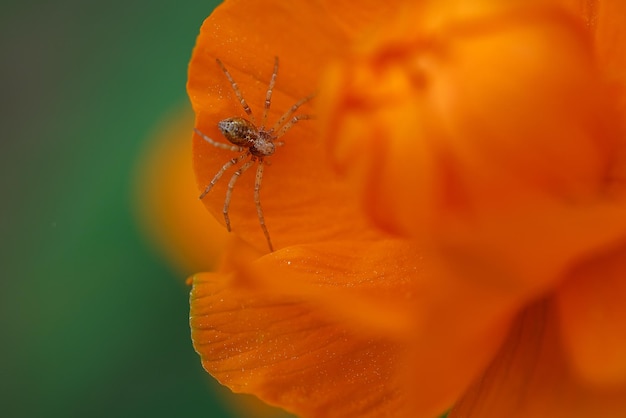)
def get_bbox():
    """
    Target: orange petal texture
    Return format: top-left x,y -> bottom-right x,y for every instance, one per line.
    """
556,240 -> 626,386
194,236 -> 529,417
188,1 -> 415,416
183,0 -> 626,417
322,0 -> 626,292
190,267 -> 406,418
450,301 -> 626,418
188,0 -> 380,253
